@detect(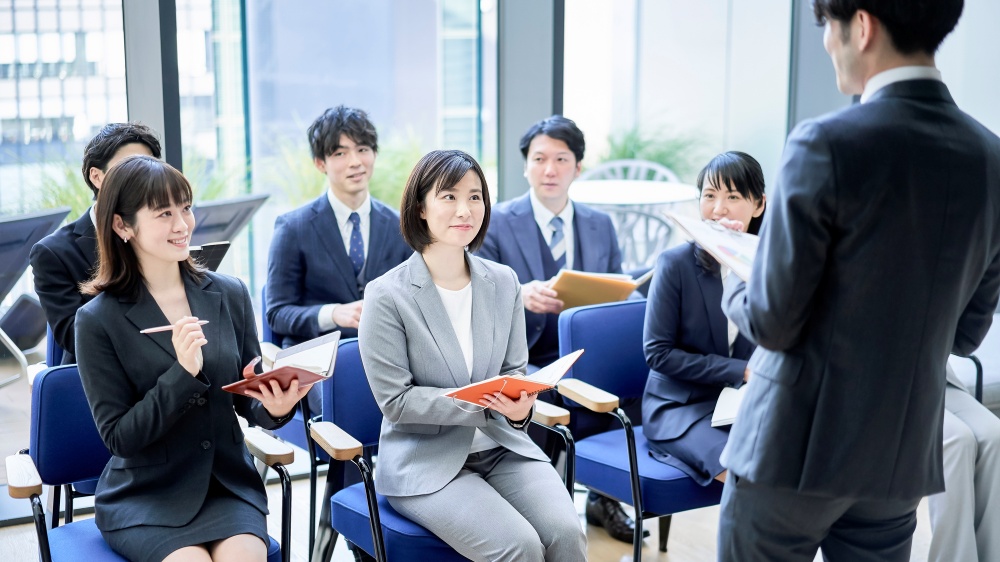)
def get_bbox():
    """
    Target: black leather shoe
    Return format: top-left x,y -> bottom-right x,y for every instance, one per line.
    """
585,494 -> 650,543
